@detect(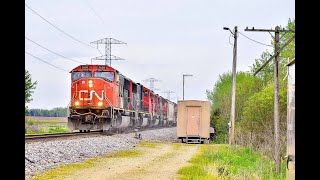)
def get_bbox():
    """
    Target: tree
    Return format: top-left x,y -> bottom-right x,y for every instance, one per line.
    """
206,71 -> 263,143
25,70 -> 37,114
207,18 -> 294,160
